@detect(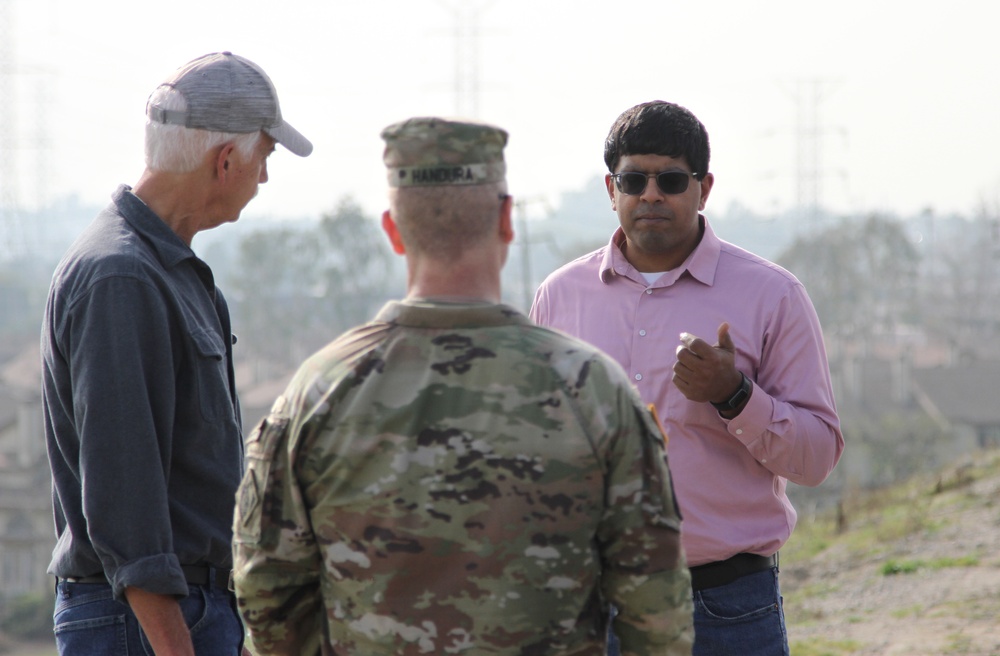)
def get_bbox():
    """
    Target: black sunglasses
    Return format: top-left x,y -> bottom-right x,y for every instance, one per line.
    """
612,170 -> 699,196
